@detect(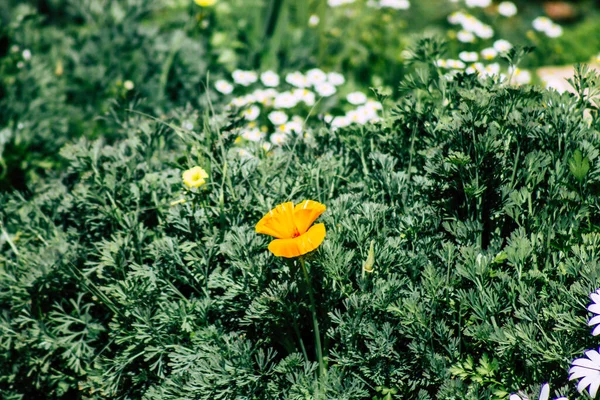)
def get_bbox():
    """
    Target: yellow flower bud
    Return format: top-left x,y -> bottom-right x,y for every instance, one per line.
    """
182,166 -> 209,188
